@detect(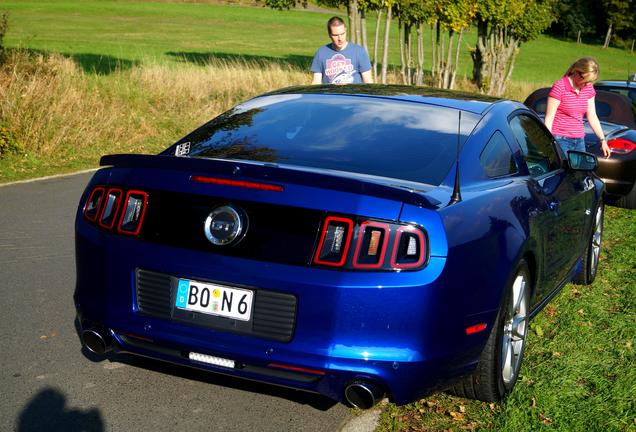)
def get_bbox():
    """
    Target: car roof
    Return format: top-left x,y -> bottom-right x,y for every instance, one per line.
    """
262,84 -> 504,115
596,80 -> 636,88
